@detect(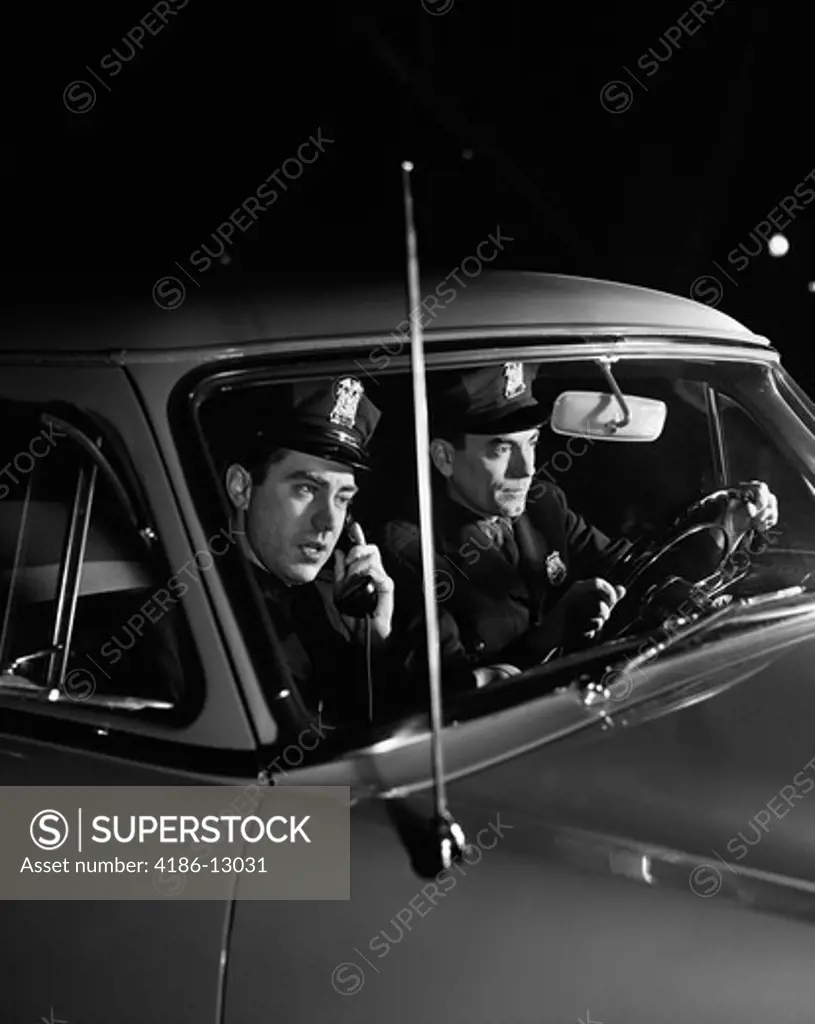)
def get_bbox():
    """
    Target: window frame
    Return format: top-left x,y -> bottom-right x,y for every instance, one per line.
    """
716,368 -> 815,486
0,404 -> 200,722
713,385 -> 815,567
